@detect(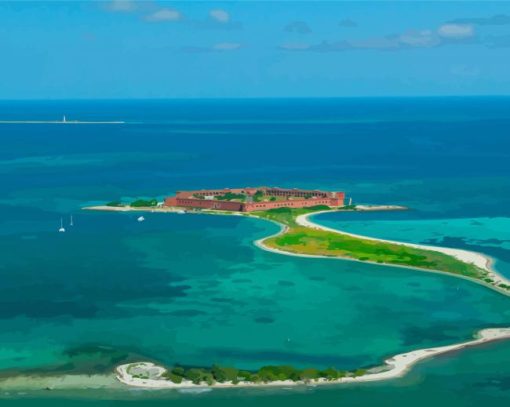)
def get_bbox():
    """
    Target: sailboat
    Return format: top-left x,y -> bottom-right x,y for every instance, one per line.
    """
137,216 -> 145,222
58,218 -> 66,233
70,215 -> 74,226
